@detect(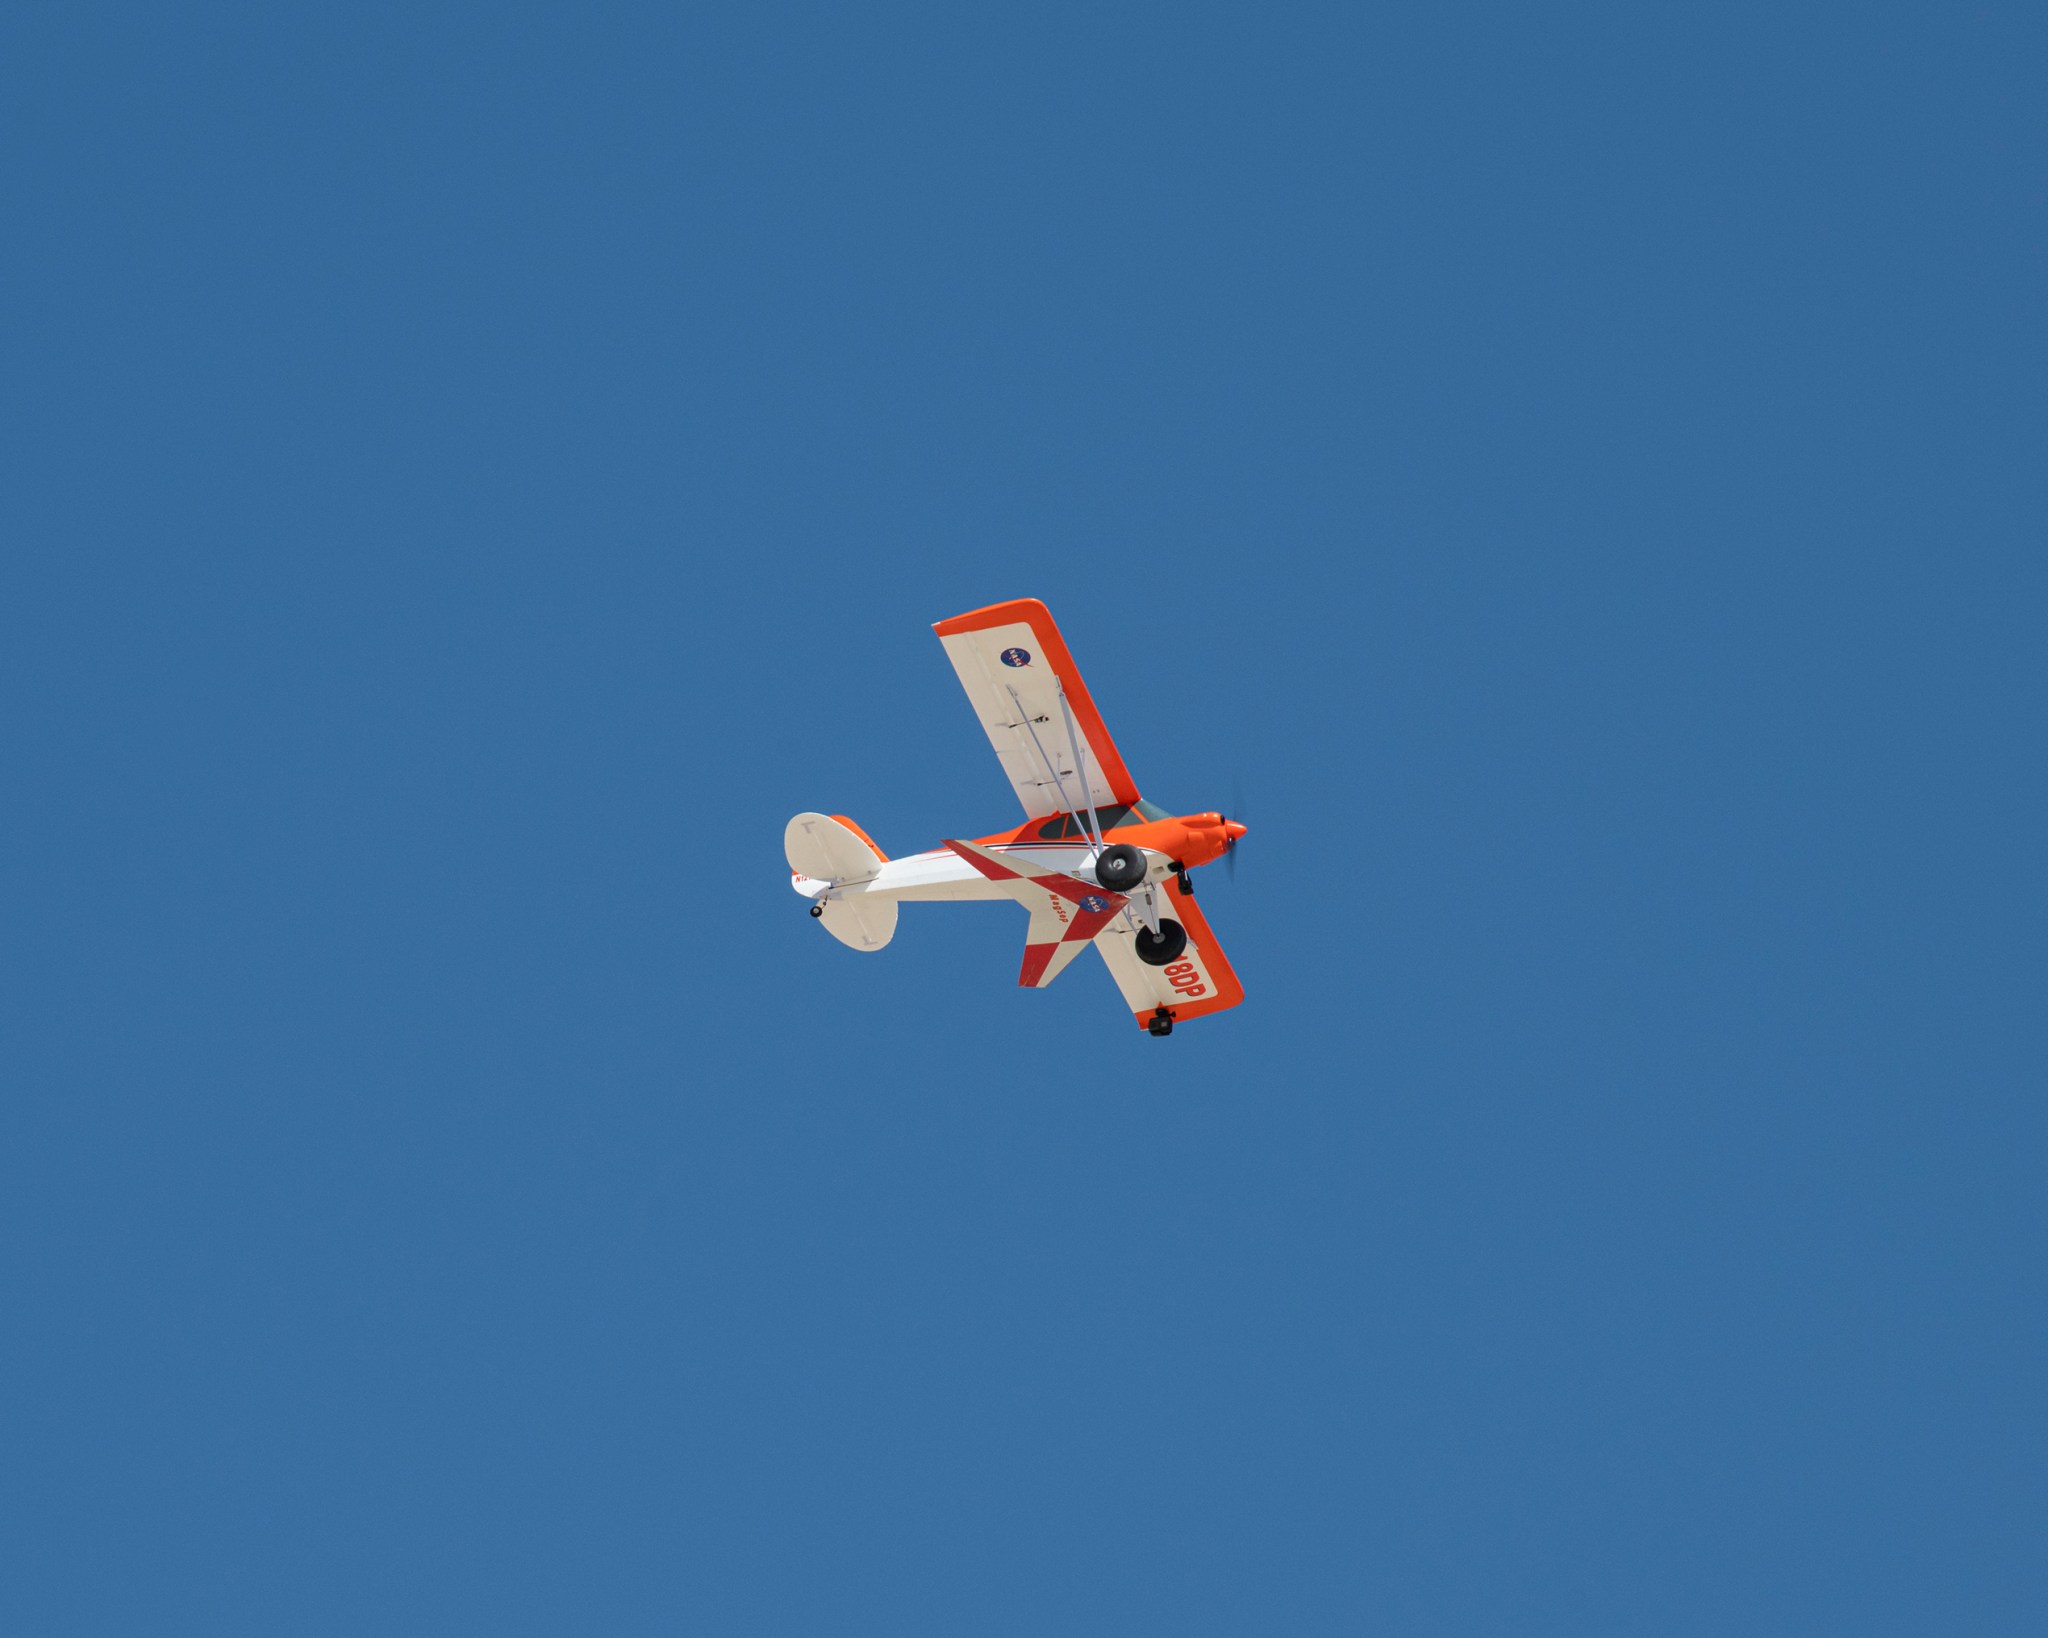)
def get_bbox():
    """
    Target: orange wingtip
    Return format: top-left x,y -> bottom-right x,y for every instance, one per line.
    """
931,597 -> 1054,637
